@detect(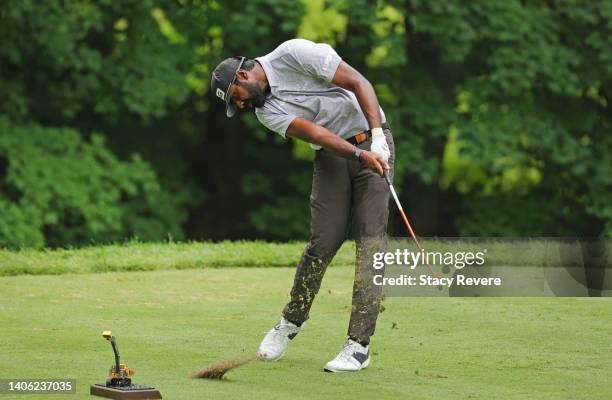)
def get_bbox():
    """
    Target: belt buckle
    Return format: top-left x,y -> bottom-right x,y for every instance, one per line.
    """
354,132 -> 367,144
